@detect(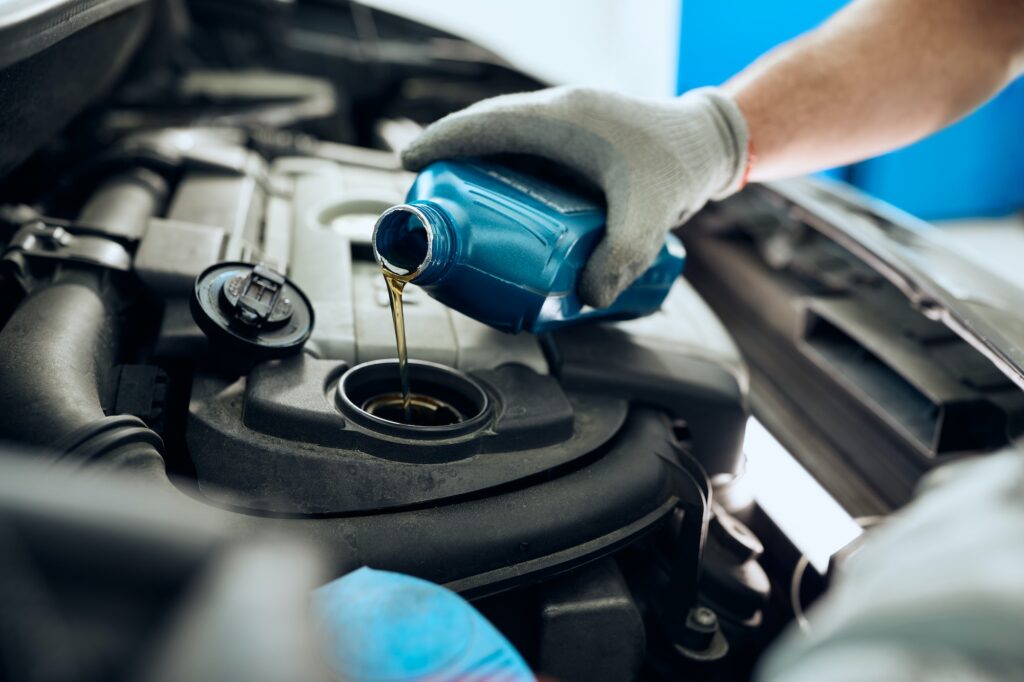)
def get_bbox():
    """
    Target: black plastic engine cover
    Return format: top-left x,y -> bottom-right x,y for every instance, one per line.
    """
188,357 -> 628,514
265,406 -> 685,597
186,356 -> 688,595
544,325 -> 748,476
